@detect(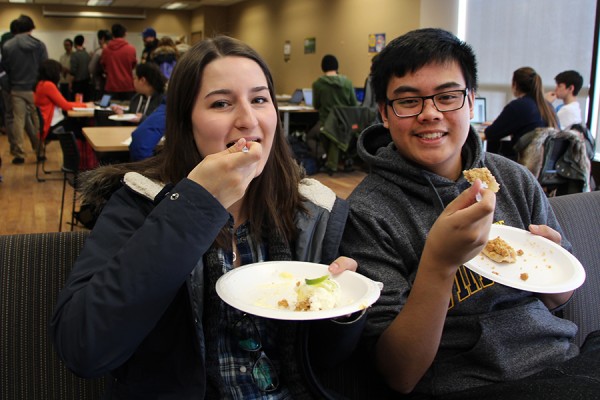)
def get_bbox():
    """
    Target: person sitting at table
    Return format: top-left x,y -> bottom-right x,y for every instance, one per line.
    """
484,66 -> 558,159
110,62 -> 166,124
34,59 -> 92,157
129,98 -> 165,161
50,35 -> 365,398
